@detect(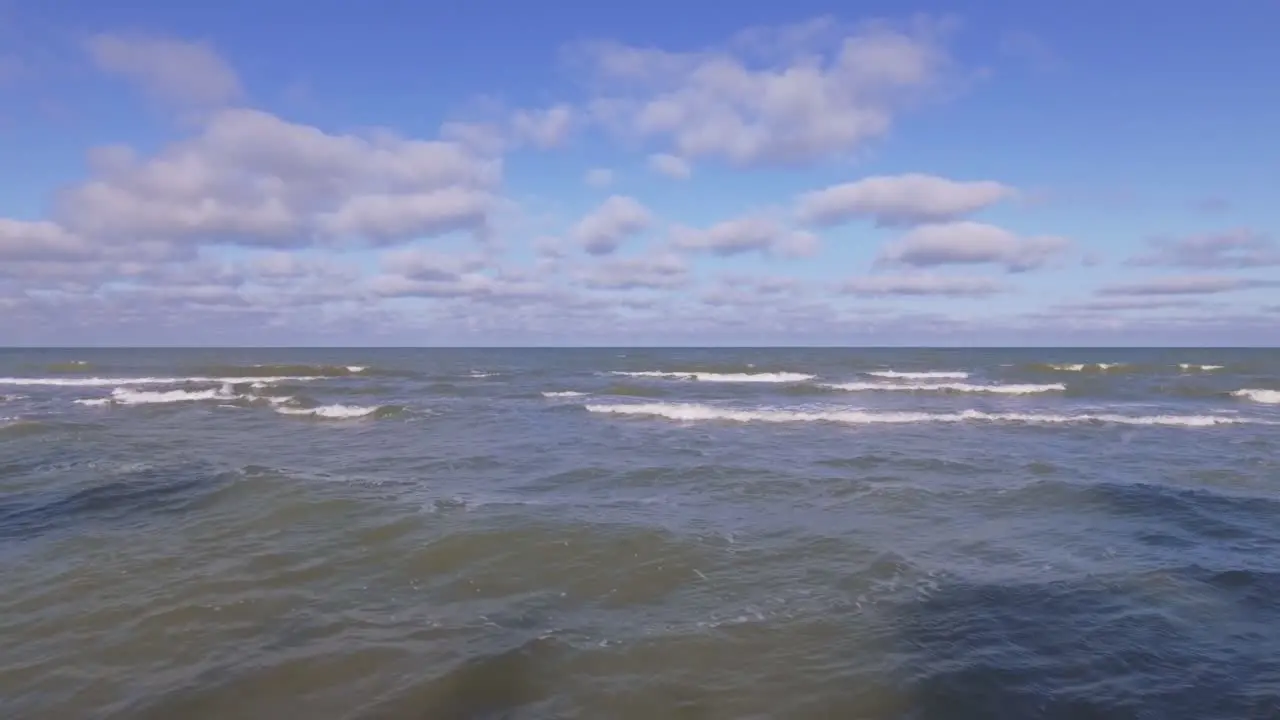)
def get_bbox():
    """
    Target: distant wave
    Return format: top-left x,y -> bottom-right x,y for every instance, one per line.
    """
542,391 -> 587,398
611,371 -> 814,383
1233,389 -> 1280,405
1029,363 -> 1131,373
274,404 -> 397,419
584,402 -> 1266,427
2,376 -> 323,387
190,364 -> 369,378
826,382 -> 1065,395
75,385 -> 293,407
1179,364 -> 1224,372
863,370 -> 969,379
